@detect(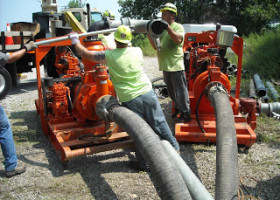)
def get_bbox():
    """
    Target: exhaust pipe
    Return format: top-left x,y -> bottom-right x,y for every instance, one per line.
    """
86,3 -> 91,29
